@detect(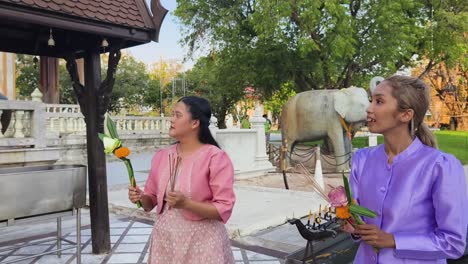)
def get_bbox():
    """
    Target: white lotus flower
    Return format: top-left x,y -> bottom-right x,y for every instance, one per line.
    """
102,136 -> 121,154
